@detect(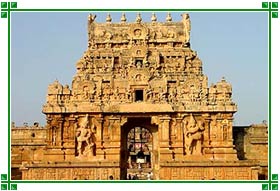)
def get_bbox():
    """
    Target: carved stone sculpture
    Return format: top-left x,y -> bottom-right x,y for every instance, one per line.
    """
75,114 -> 96,157
183,115 -> 205,155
